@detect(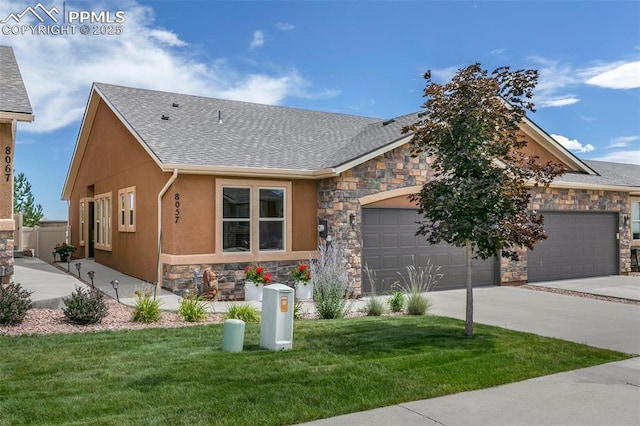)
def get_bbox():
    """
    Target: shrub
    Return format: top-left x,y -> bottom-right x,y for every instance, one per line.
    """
394,260 -> 443,316
362,297 -> 385,316
388,291 -> 405,313
361,264 -> 385,316
0,282 -> 33,325
178,294 -> 208,322
406,293 -> 430,315
63,286 -> 108,325
311,241 -> 352,319
223,303 -> 260,323
132,289 -> 162,323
